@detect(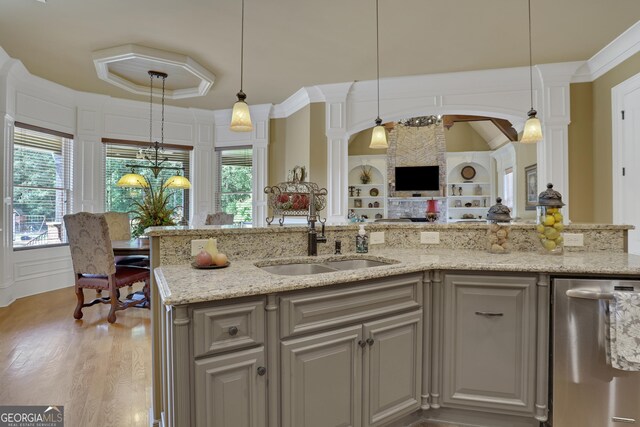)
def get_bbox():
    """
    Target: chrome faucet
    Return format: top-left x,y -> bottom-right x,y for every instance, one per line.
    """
307,191 -> 327,256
